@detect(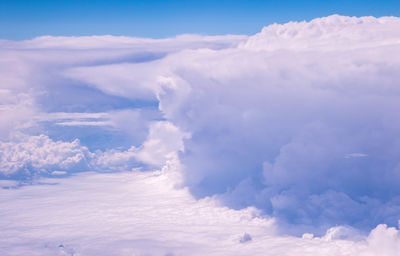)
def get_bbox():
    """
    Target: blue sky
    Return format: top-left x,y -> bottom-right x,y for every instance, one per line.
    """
1,0 -> 399,39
